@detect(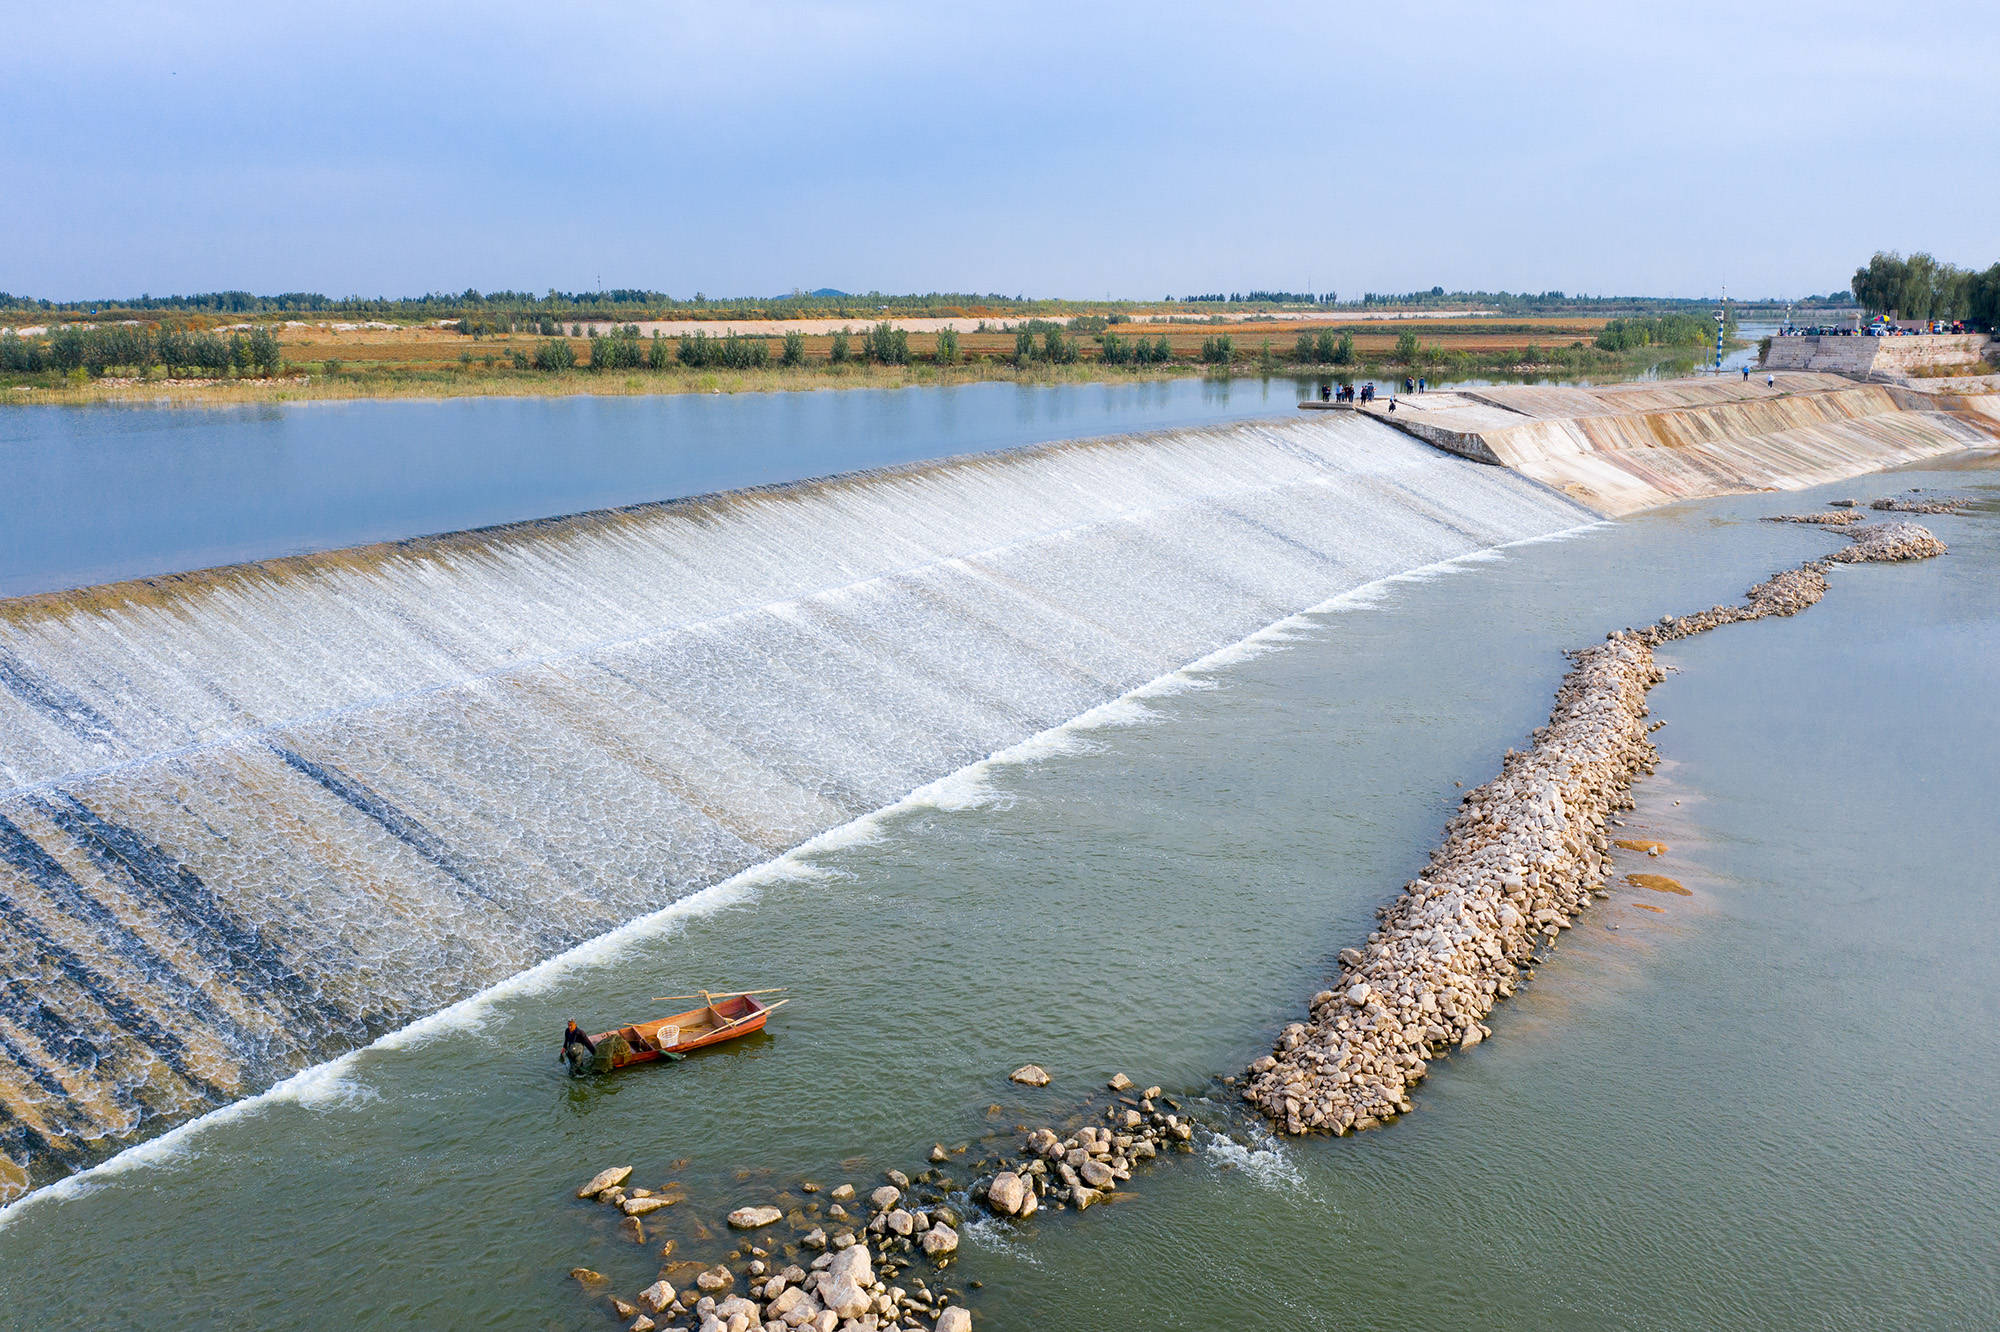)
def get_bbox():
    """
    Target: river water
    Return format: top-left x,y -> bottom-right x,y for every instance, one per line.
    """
0,390 -> 1991,1329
